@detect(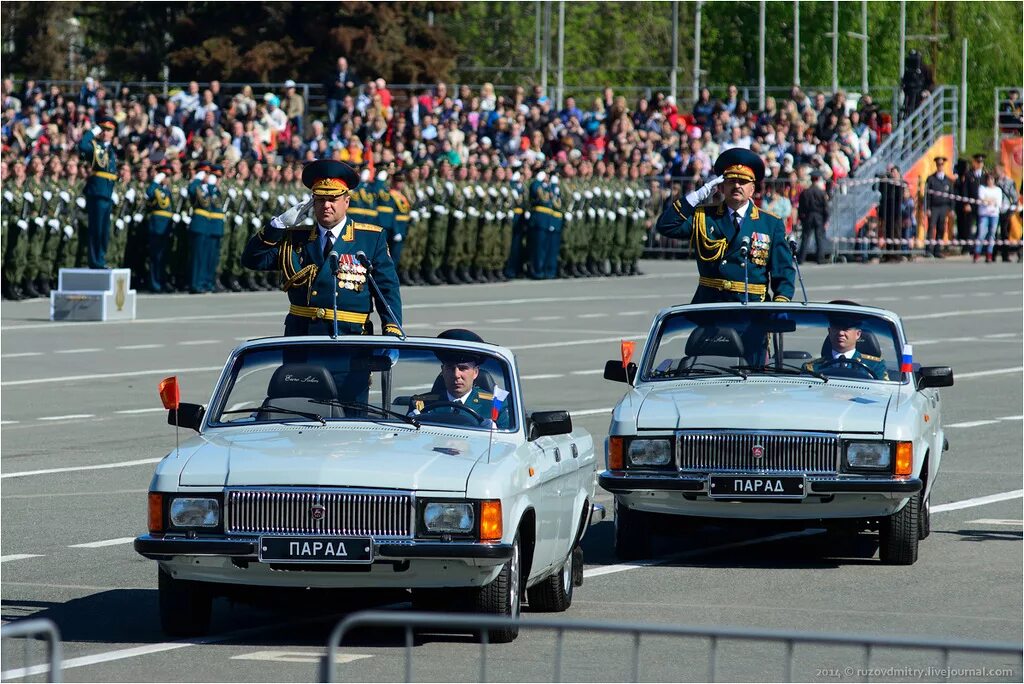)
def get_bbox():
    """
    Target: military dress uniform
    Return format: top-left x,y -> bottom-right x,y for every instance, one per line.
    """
78,117 -> 118,269
145,165 -> 174,292
240,159 -> 402,337
804,350 -> 888,380
656,148 -> 795,303
389,181 -> 411,269
409,385 -> 511,430
187,163 -> 227,293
